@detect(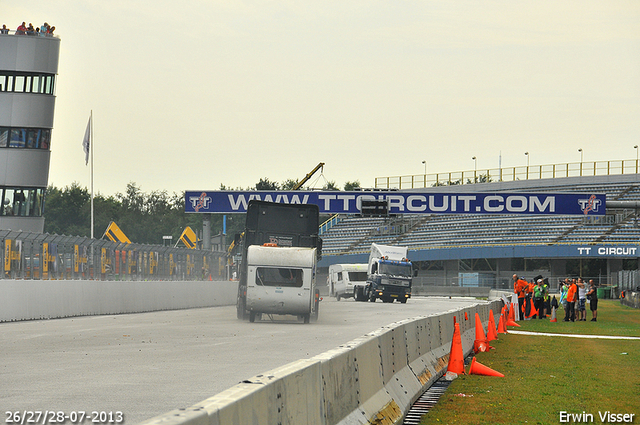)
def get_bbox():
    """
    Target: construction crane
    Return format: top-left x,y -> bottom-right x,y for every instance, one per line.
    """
293,162 -> 325,190
228,162 -> 325,277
